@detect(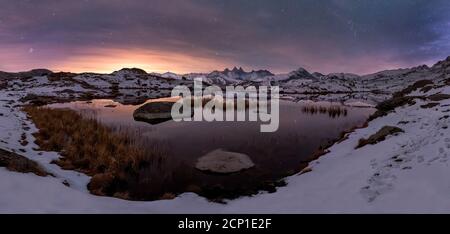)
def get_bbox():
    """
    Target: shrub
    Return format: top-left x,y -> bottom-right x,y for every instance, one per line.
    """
369,96 -> 418,120
0,148 -> 49,176
302,105 -> 348,118
393,79 -> 434,98
356,126 -> 404,149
